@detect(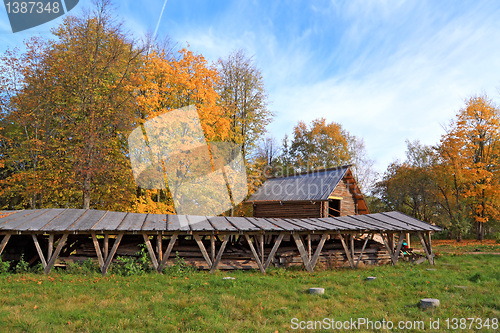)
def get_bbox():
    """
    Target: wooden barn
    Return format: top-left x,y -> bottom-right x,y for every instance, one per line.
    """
247,165 -> 369,218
